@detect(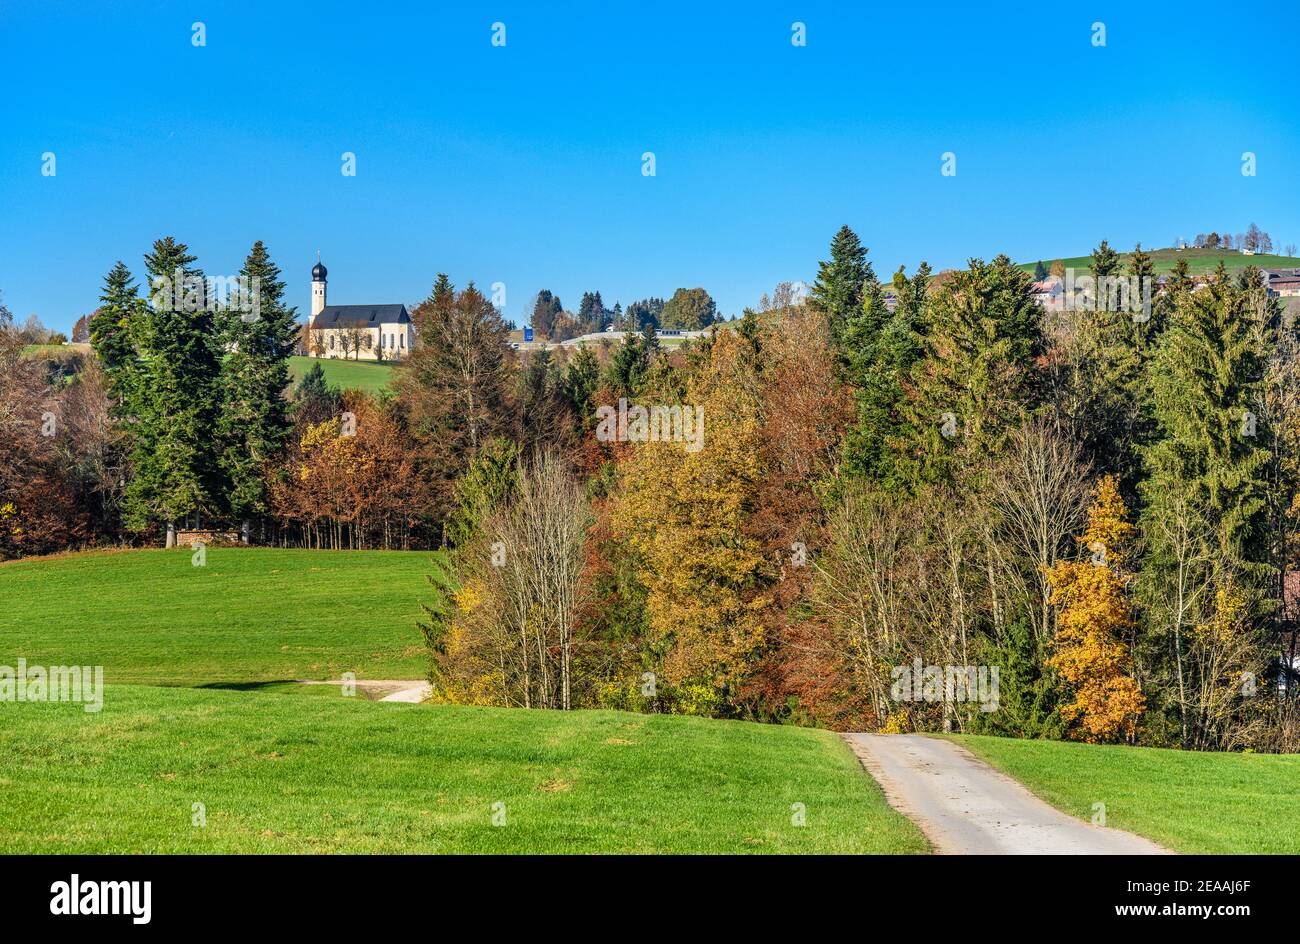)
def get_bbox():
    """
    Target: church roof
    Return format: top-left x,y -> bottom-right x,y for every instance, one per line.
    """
312,304 -> 409,328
